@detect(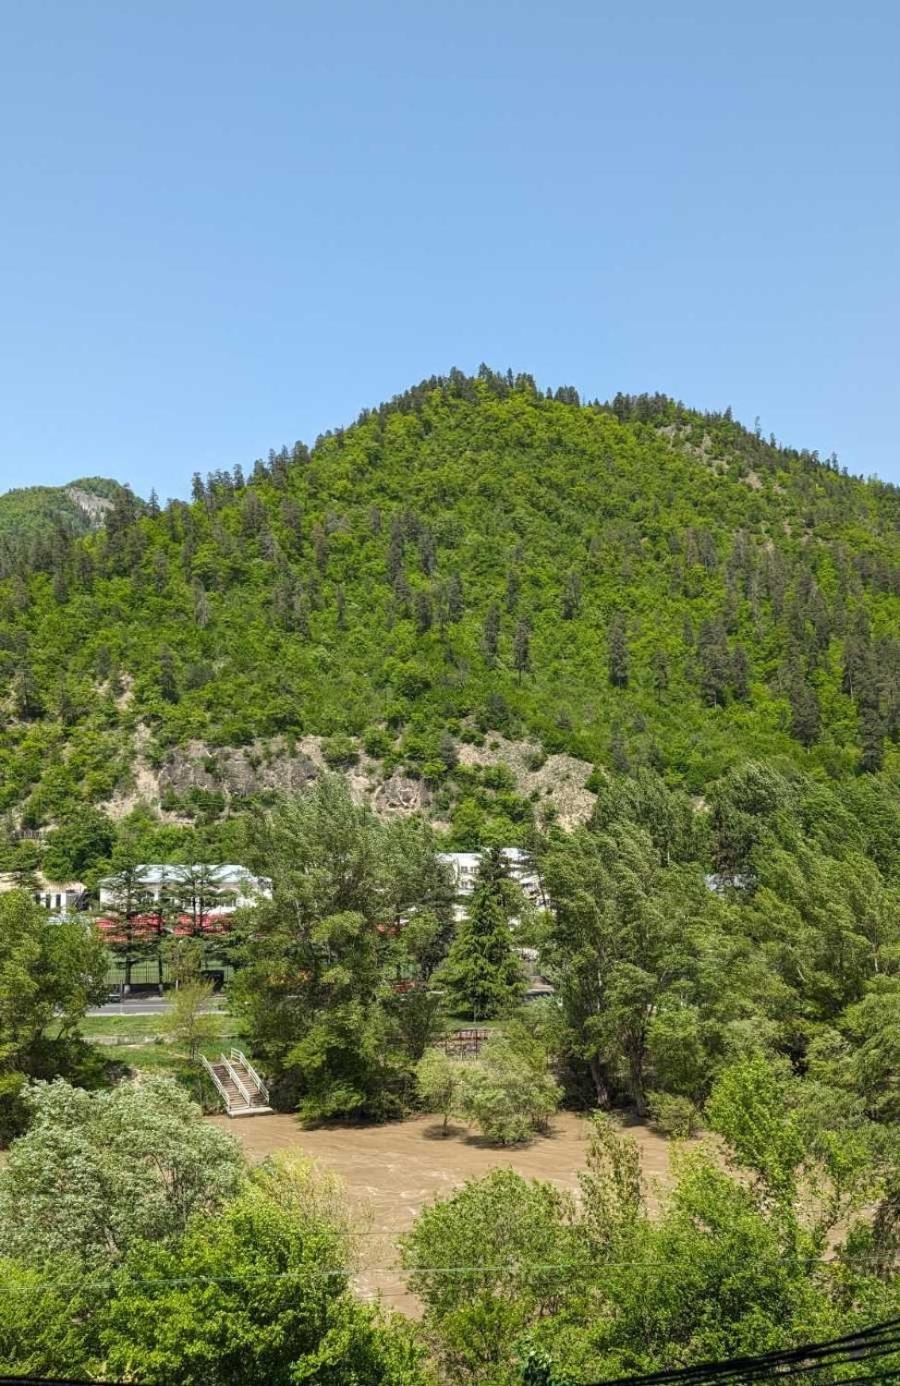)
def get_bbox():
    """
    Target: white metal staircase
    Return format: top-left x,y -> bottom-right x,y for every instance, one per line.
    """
202,1048 -> 272,1117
